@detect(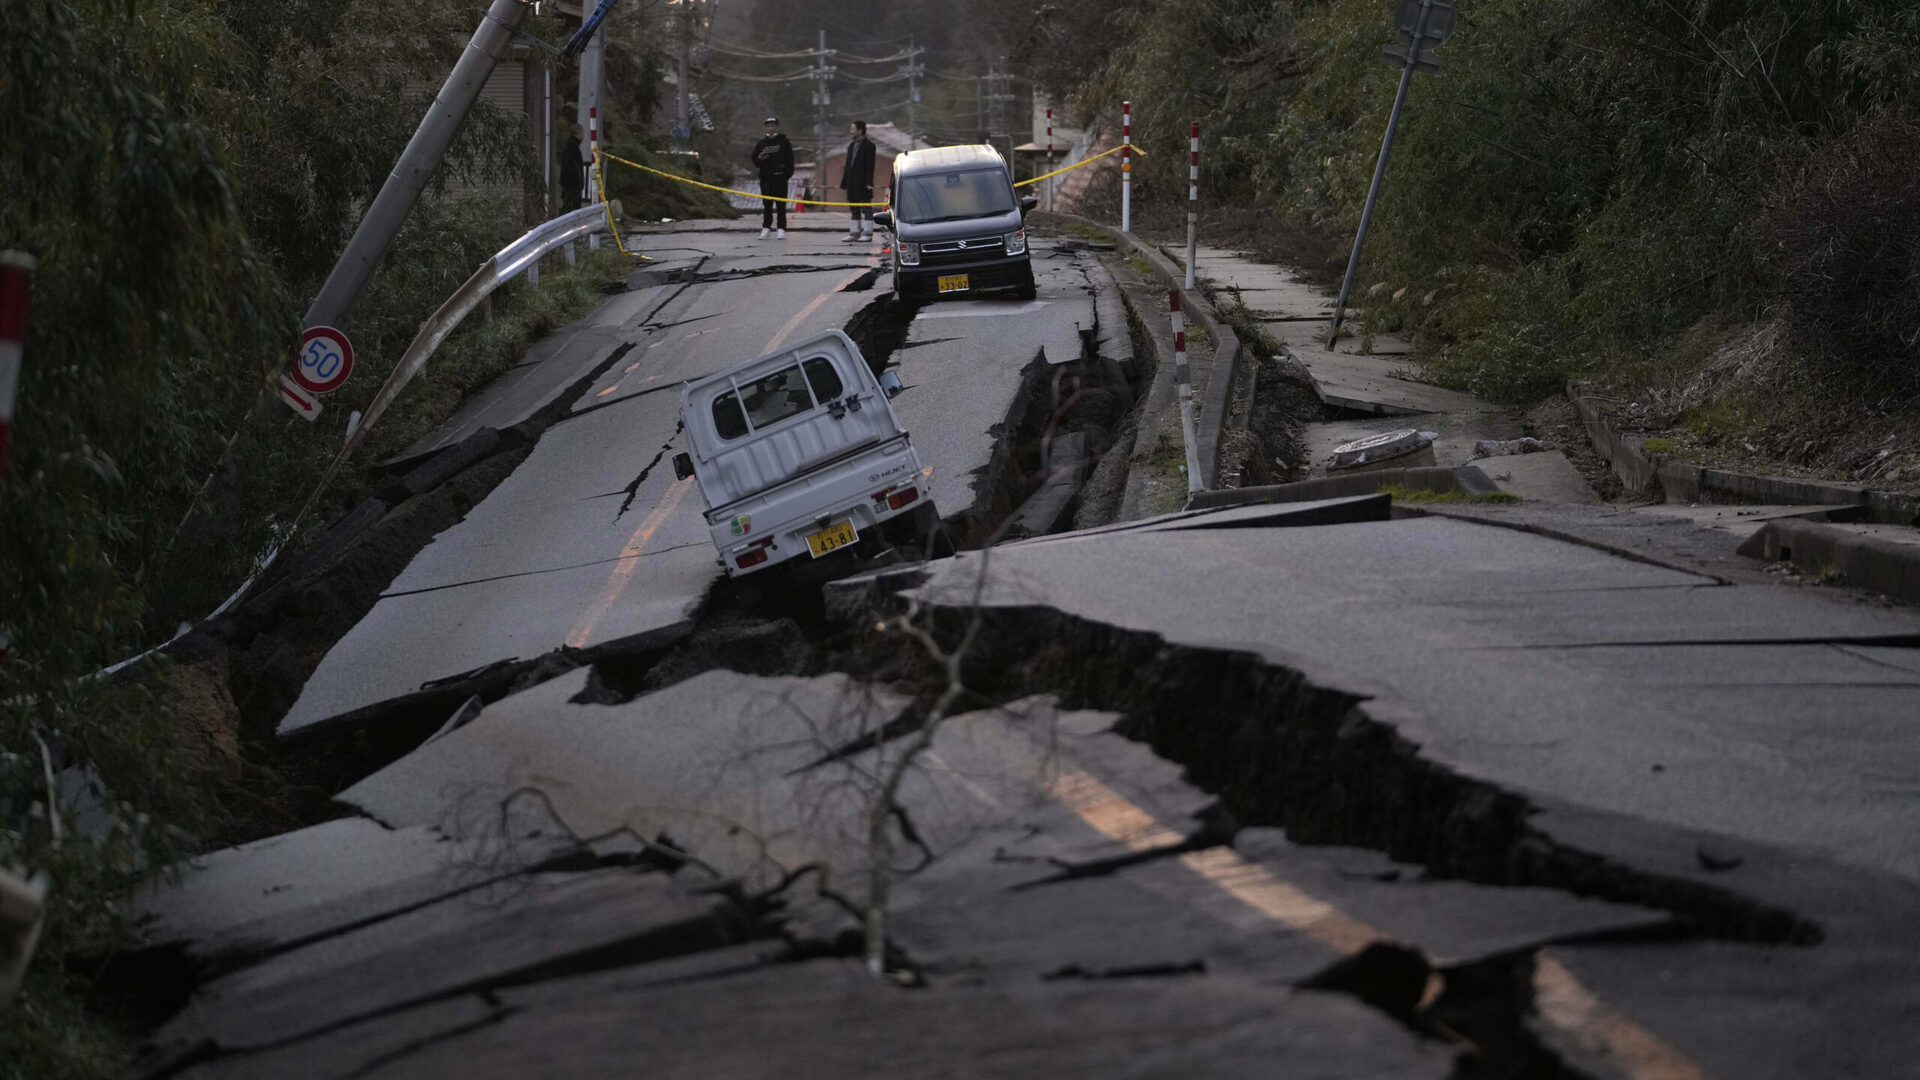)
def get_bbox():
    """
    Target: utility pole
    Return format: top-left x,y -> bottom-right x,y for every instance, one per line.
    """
307,0 -> 533,334
986,58 -> 1014,160
976,68 -> 985,140
674,0 -> 692,149
576,7 -> 607,249
810,30 -> 835,192
1327,0 -> 1456,347
904,38 -> 925,150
